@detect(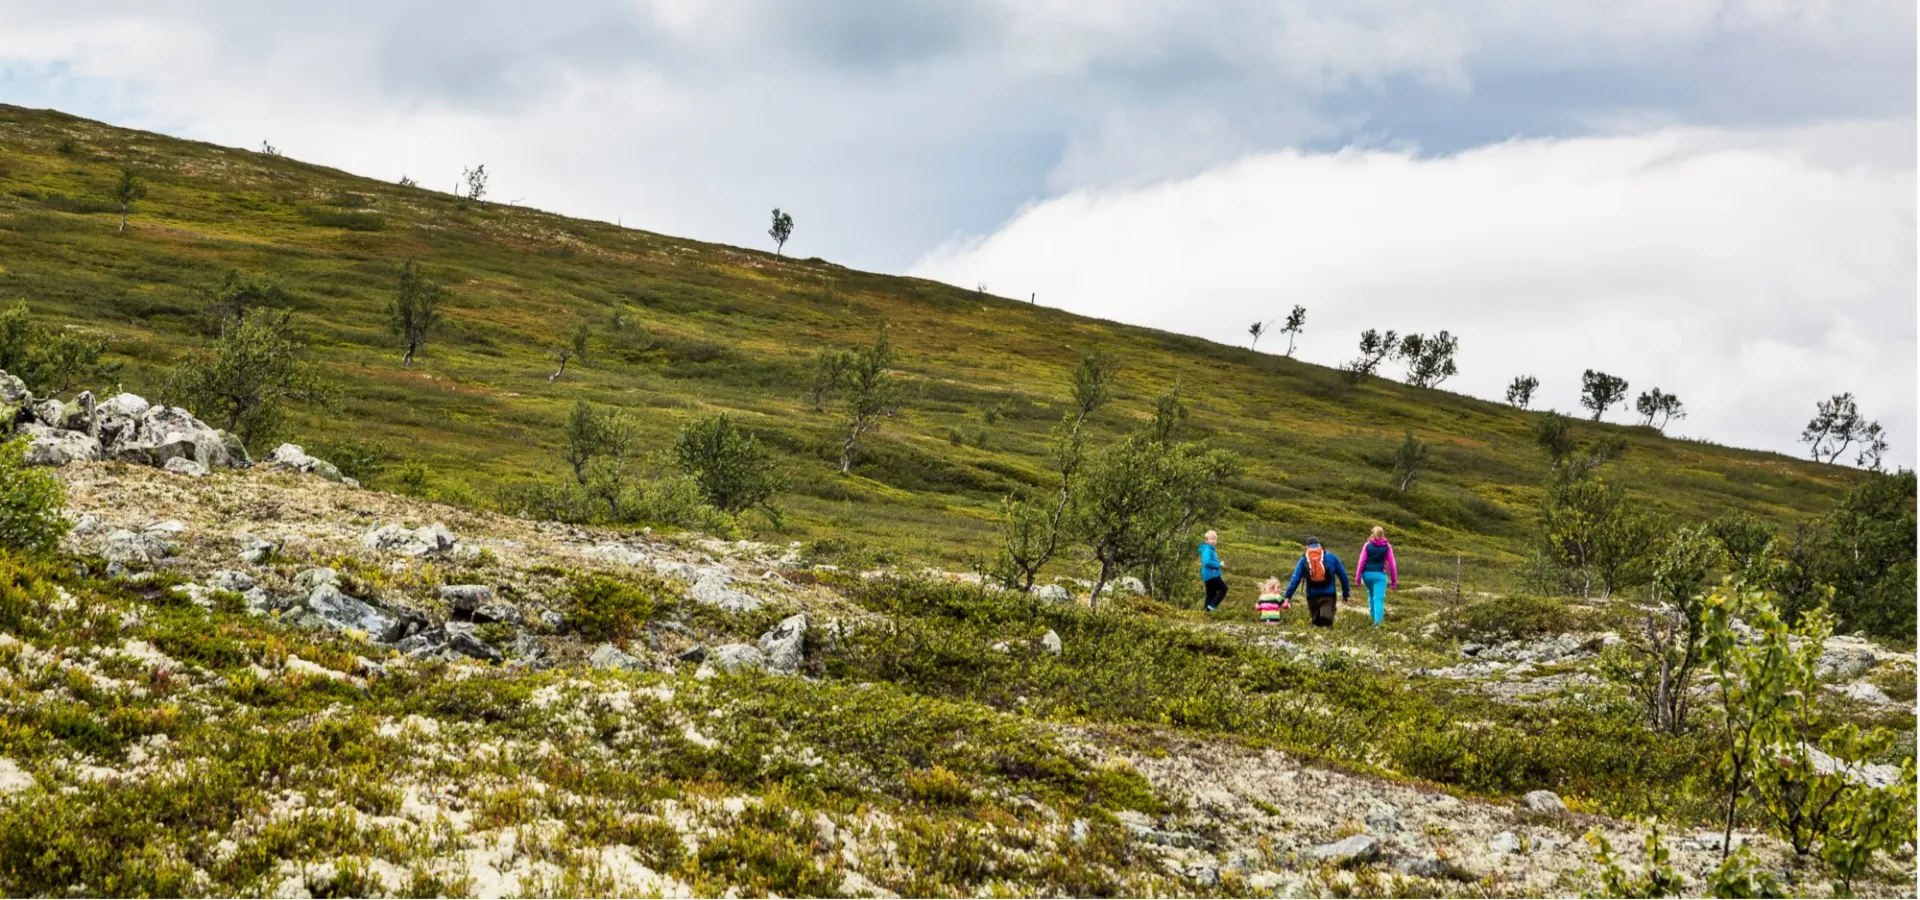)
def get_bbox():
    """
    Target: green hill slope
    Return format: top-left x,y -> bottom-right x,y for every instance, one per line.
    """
0,104 -> 1862,590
